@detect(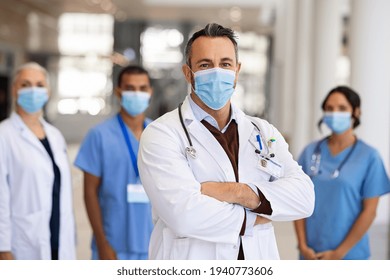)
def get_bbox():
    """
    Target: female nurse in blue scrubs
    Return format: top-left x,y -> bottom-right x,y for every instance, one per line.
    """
294,86 -> 390,260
